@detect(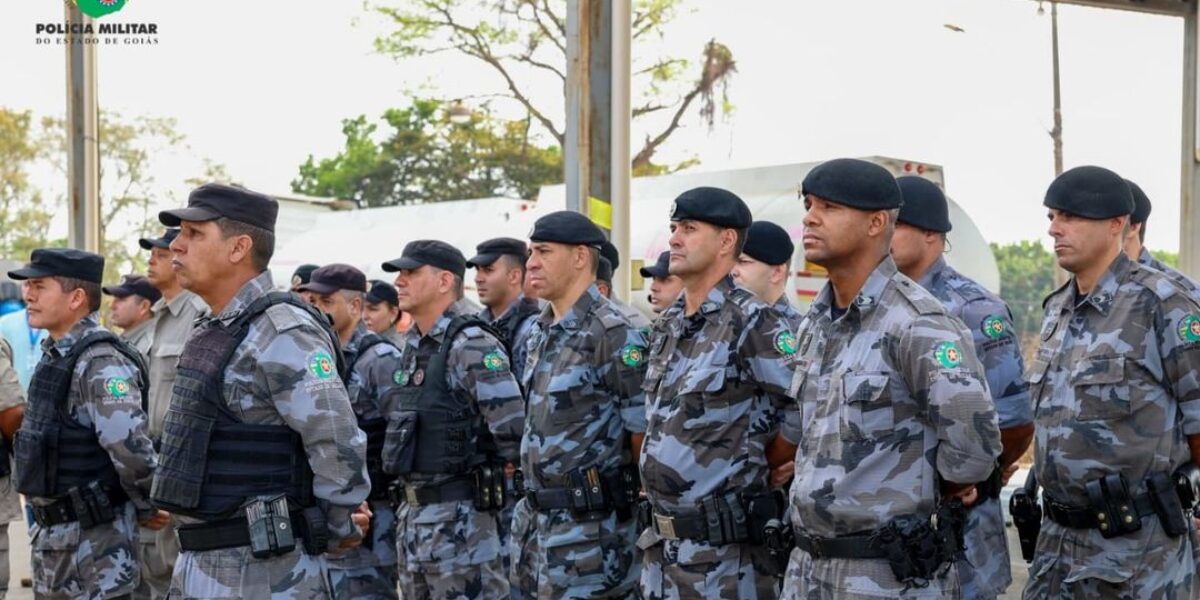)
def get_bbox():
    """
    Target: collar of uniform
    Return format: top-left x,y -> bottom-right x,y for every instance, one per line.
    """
1075,253 -> 1130,315
420,301 -> 471,344
541,284 -> 603,332
121,317 -> 155,342
343,320 -> 370,353
155,289 -> 205,319
216,271 -> 276,322
853,256 -> 896,314
917,255 -> 950,291
1137,247 -> 1154,267
701,276 -> 735,315
45,312 -> 101,357
488,293 -> 532,323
